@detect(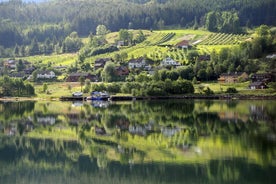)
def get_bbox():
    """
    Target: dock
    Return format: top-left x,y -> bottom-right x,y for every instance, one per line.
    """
60,96 -> 87,101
